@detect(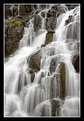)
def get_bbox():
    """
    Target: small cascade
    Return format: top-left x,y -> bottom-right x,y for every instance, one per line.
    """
4,4 -> 80,117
